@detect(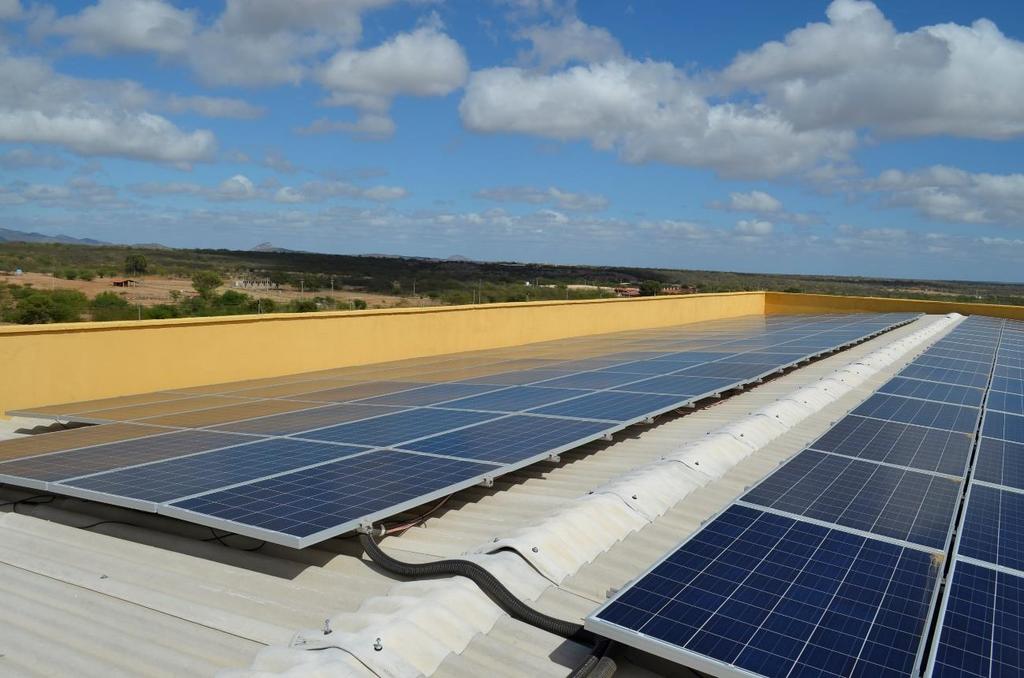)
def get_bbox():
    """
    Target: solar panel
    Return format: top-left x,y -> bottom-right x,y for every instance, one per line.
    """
611,375 -> 737,396
210,403 -> 408,436
165,450 -> 496,546
676,362 -> 778,380
297,408 -> 500,447
851,393 -> 980,433
878,377 -> 985,407
973,437 -> 1024,491
398,414 -> 613,464
985,391 -> 1024,416
808,415 -> 972,476
927,560 -> 1024,678
0,429 -> 247,486
352,382 -> 501,406
899,365 -> 991,389
990,376 -> 1024,396
529,391 -> 687,422
56,439 -> 368,509
957,483 -> 1024,572
440,386 -> 588,412
532,371 -> 652,390
587,505 -> 941,678
298,381 -> 429,402
740,450 -> 961,549
981,411 -> 1024,444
